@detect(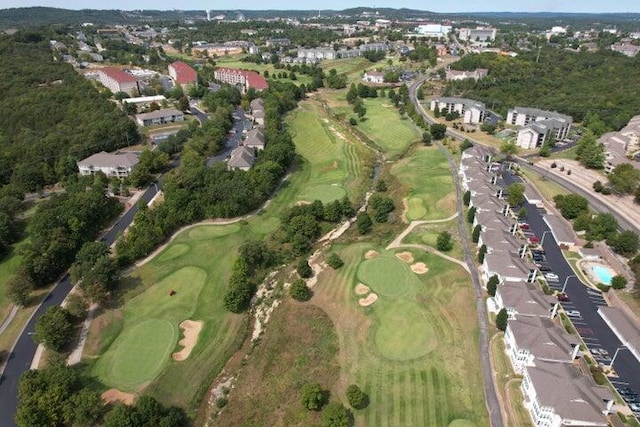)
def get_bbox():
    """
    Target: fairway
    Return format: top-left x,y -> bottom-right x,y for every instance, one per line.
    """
391,146 -> 457,221
313,244 -> 488,426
